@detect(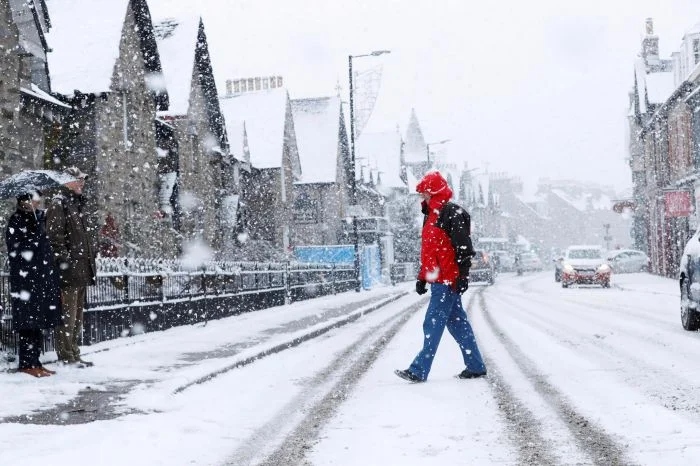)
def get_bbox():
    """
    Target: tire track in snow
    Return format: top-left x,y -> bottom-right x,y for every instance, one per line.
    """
488,290 -> 700,425
223,298 -> 425,466
478,292 -> 633,466
469,291 -> 560,466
